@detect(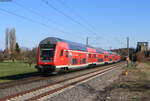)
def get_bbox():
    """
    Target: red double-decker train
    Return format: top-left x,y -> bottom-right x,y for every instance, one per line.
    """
35,37 -> 121,73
